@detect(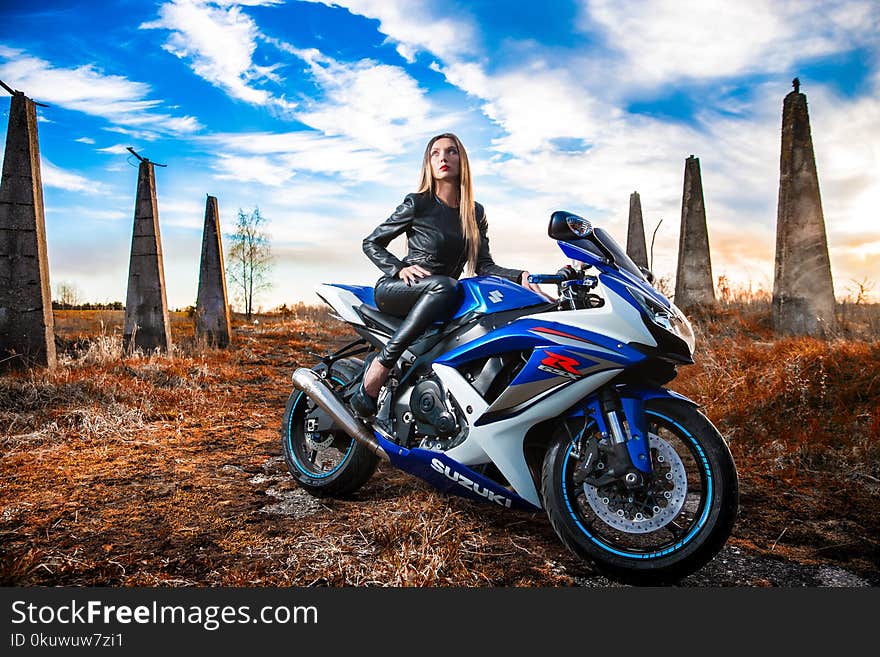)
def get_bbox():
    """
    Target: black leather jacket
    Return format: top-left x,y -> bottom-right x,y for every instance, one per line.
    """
362,191 -> 524,284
